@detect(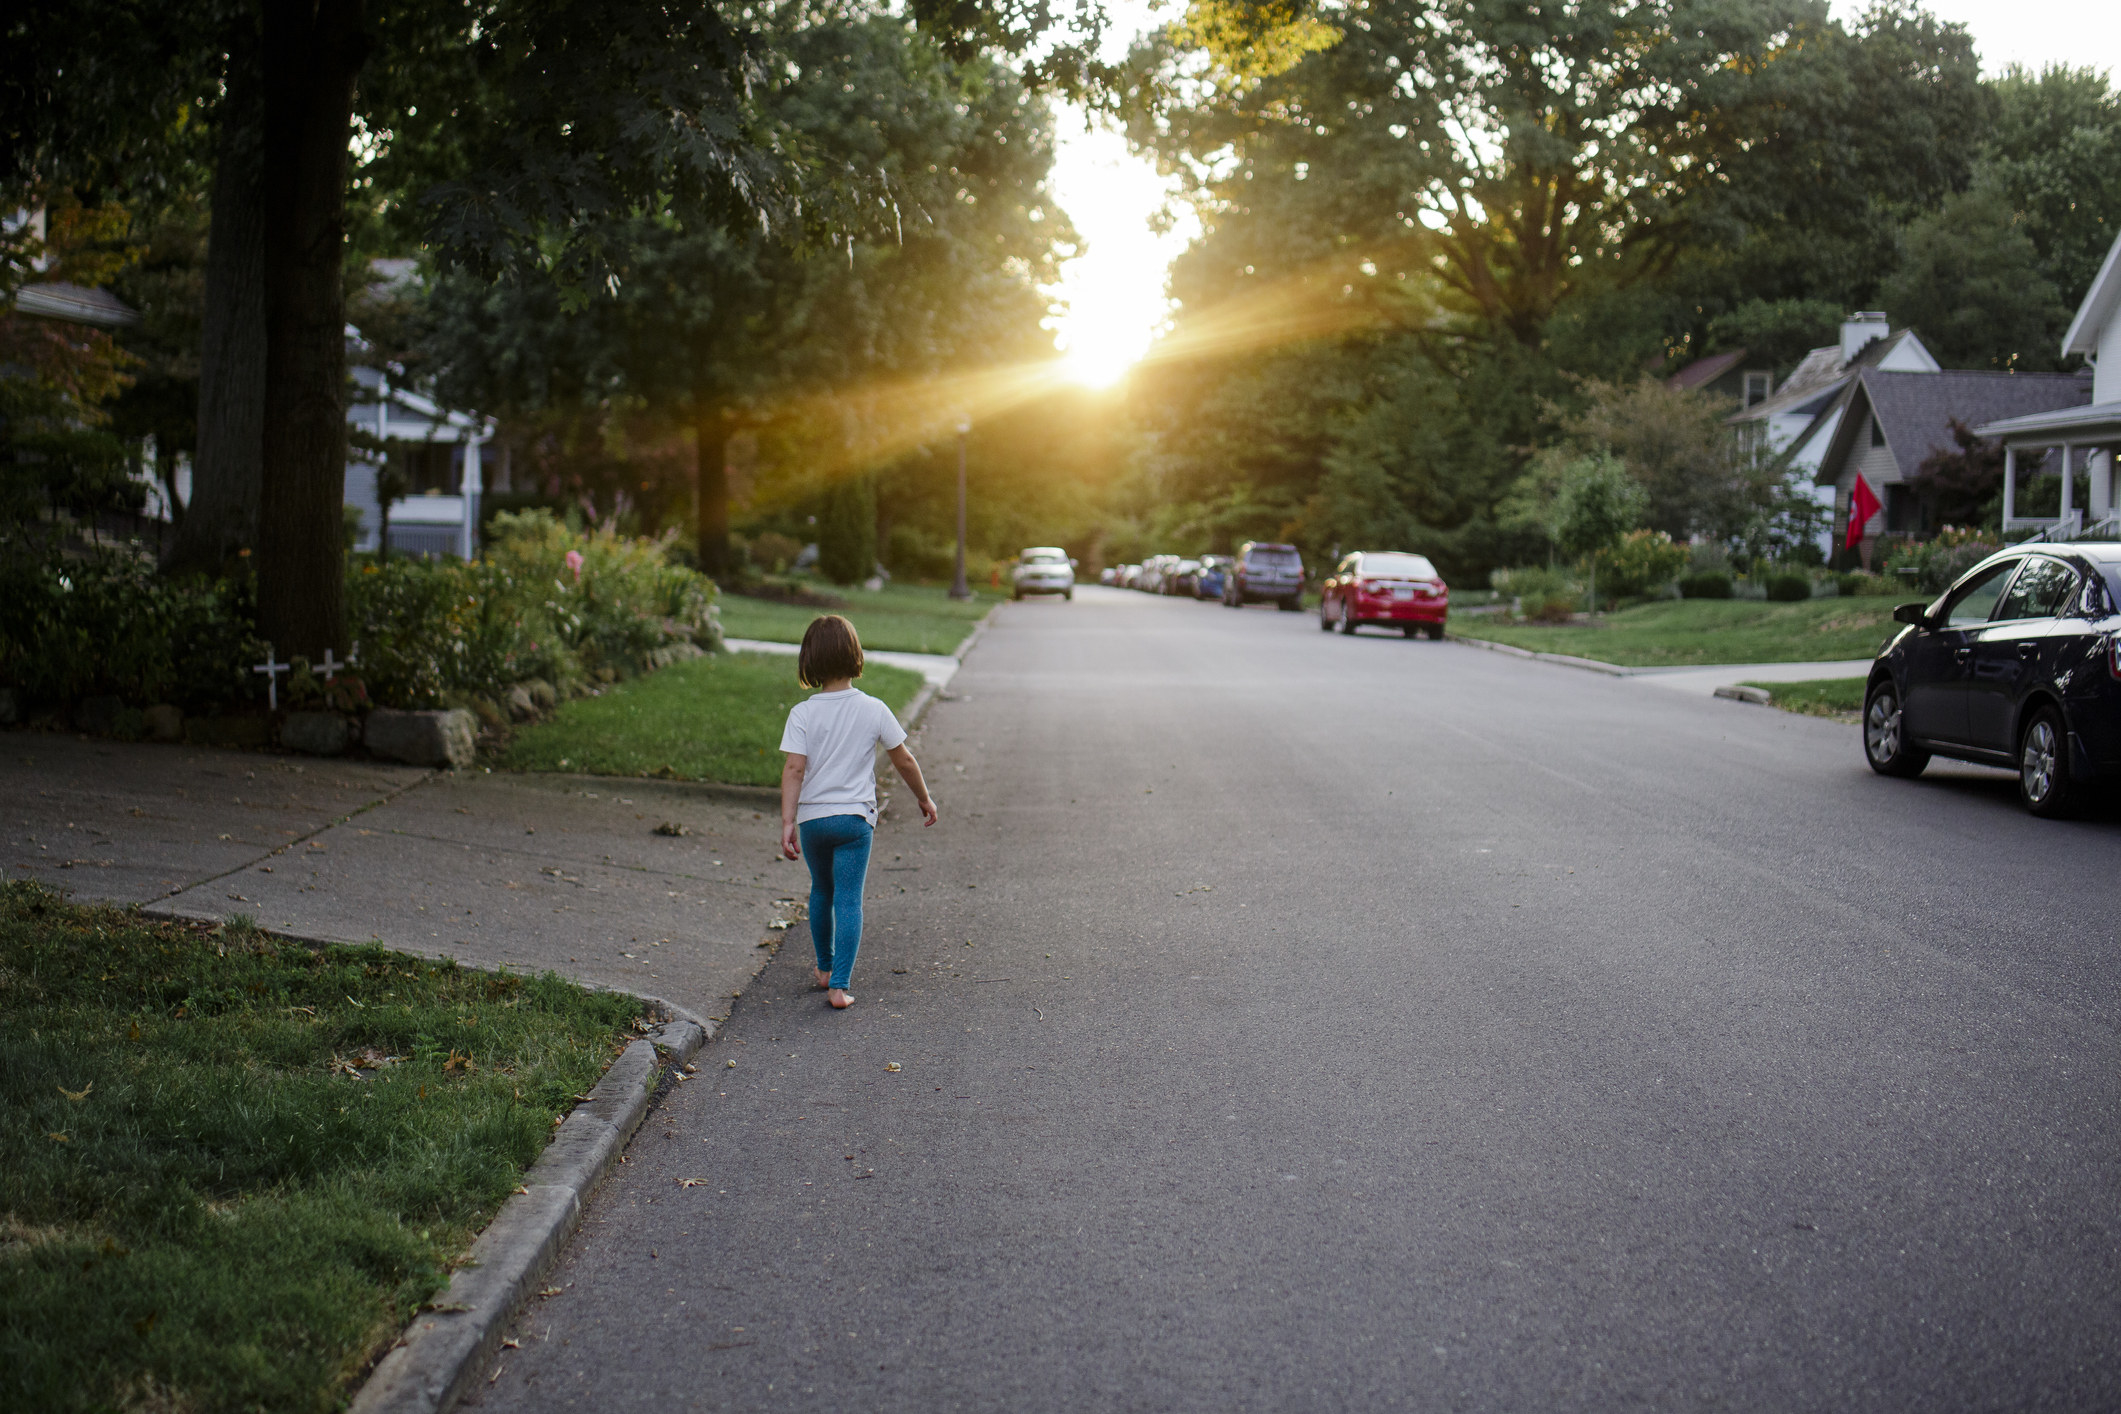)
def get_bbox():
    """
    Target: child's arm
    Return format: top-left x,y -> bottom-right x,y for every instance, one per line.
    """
779,753 -> 806,858
885,743 -> 939,827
